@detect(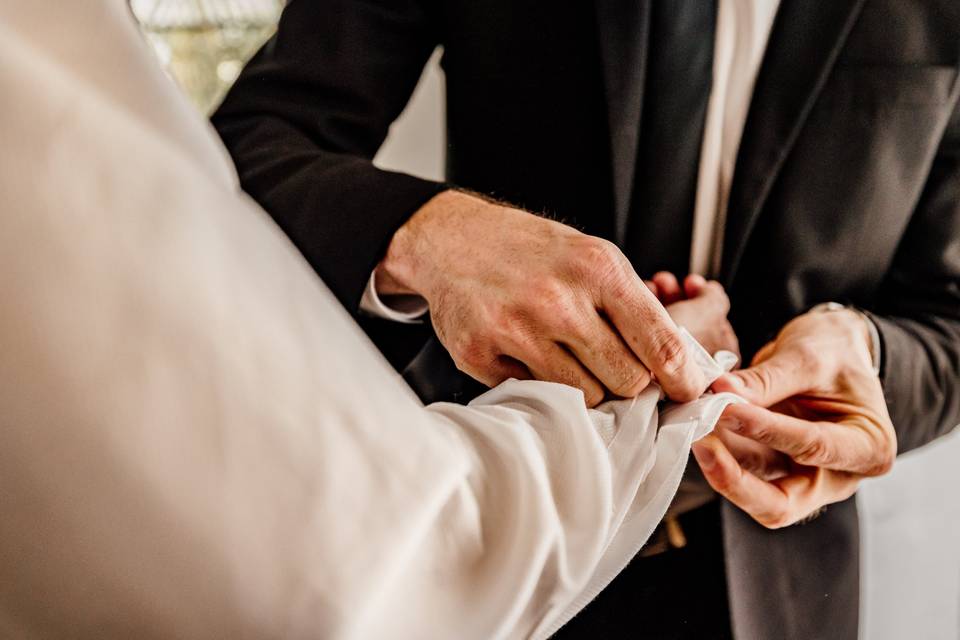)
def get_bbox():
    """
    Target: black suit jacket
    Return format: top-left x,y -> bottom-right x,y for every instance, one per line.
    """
213,1 -> 960,637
